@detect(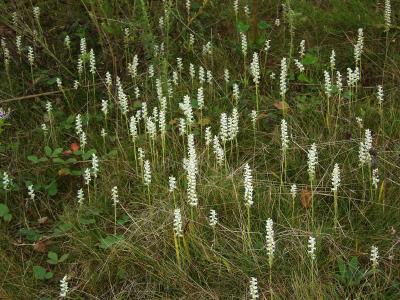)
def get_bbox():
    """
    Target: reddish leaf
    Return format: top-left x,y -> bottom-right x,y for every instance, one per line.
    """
70,143 -> 80,152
